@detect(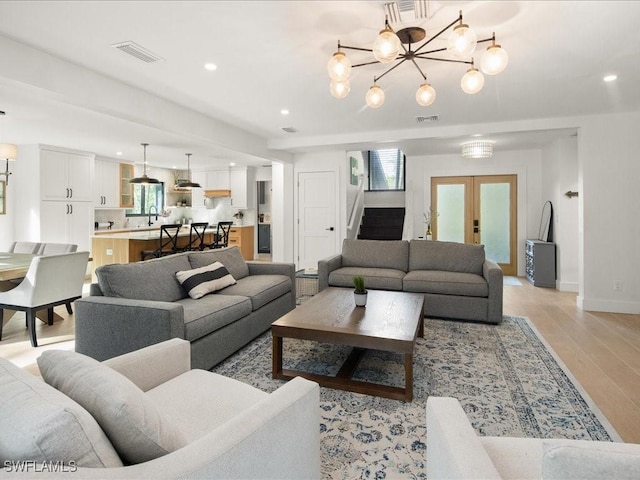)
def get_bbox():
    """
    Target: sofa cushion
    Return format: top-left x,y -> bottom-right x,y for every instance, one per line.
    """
0,357 -> 122,468
146,370 -> 269,442
403,270 -> 489,297
217,274 -> 292,311
188,247 -> 249,280
177,294 -> 253,341
341,239 -> 409,272
97,253 -> 191,302
542,441 -> 640,480
37,350 -> 188,465
176,261 -> 236,299
328,267 -> 405,291
409,240 -> 486,275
